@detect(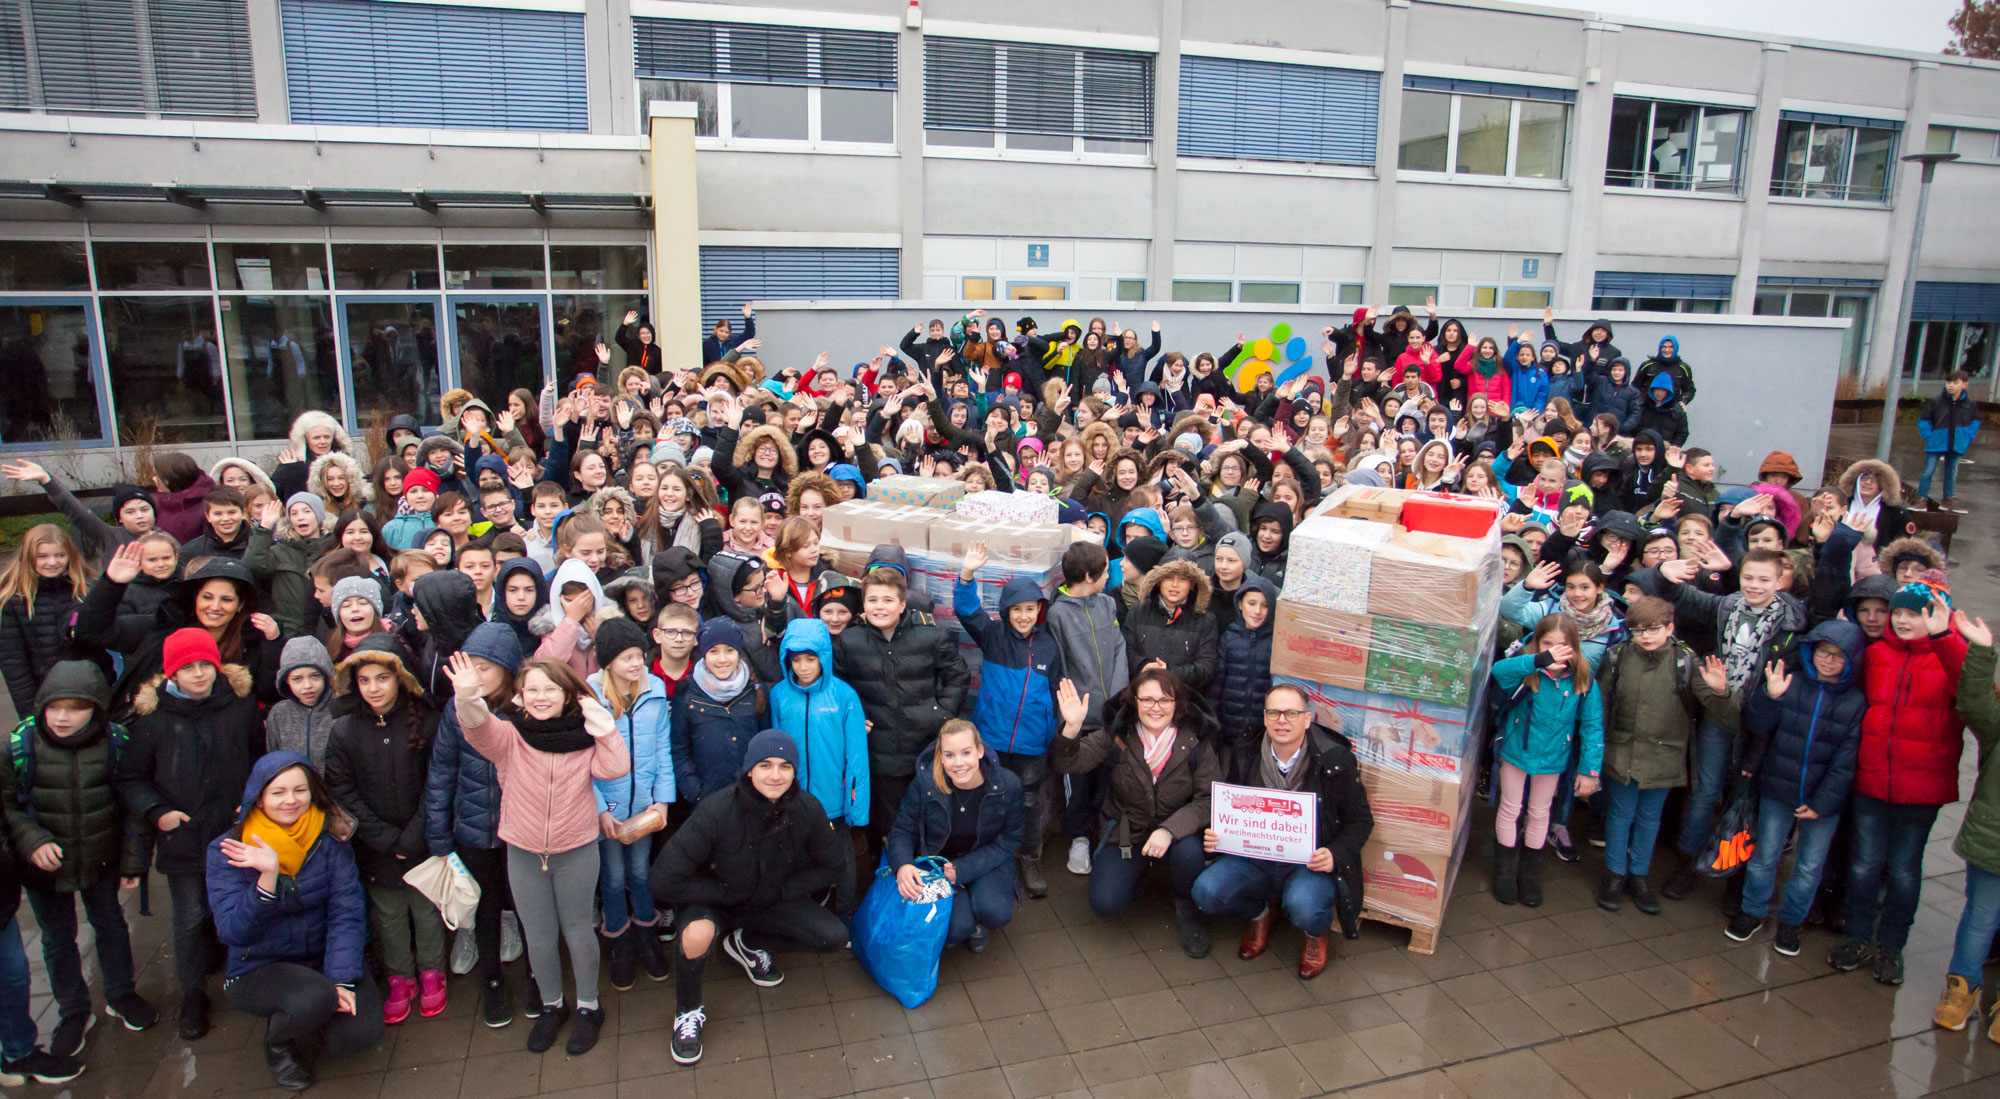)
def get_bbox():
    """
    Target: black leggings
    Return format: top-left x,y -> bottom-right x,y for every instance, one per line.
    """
457,845 -> 511,982
674,901 -> 848,1014
225,965 -> 384,1054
